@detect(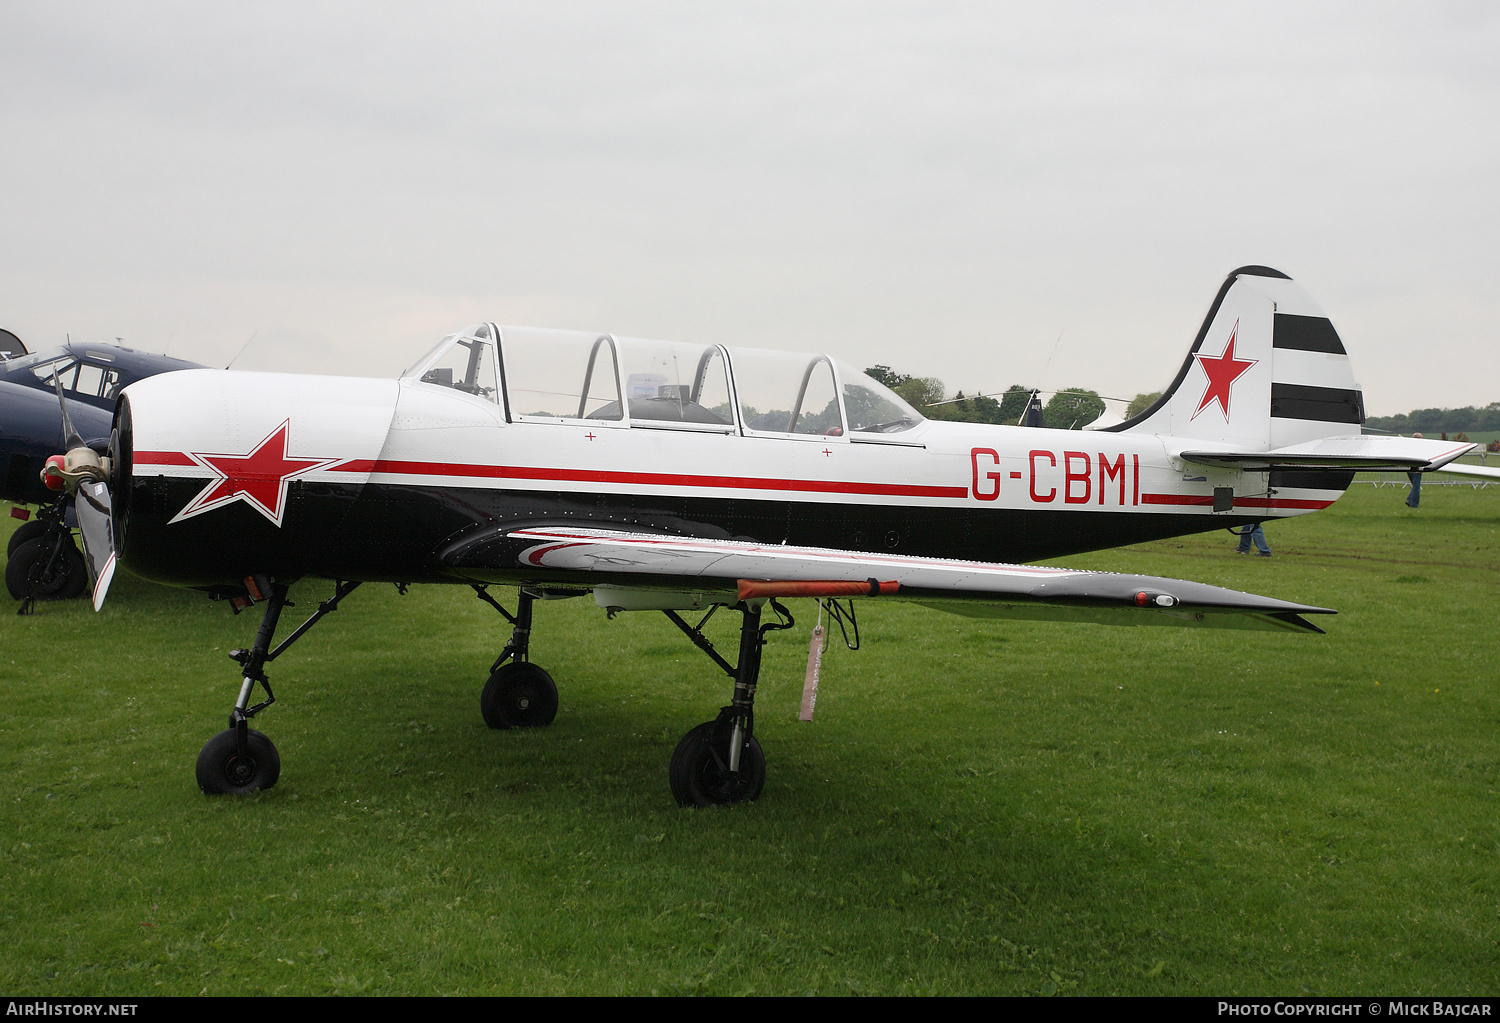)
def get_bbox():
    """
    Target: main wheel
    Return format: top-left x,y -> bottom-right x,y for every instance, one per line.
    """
669,720 -> 766,807
196,728 -> 281,795
7,519 -> 50,557
480,662 -> 558,729
5,535 -> 87,601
